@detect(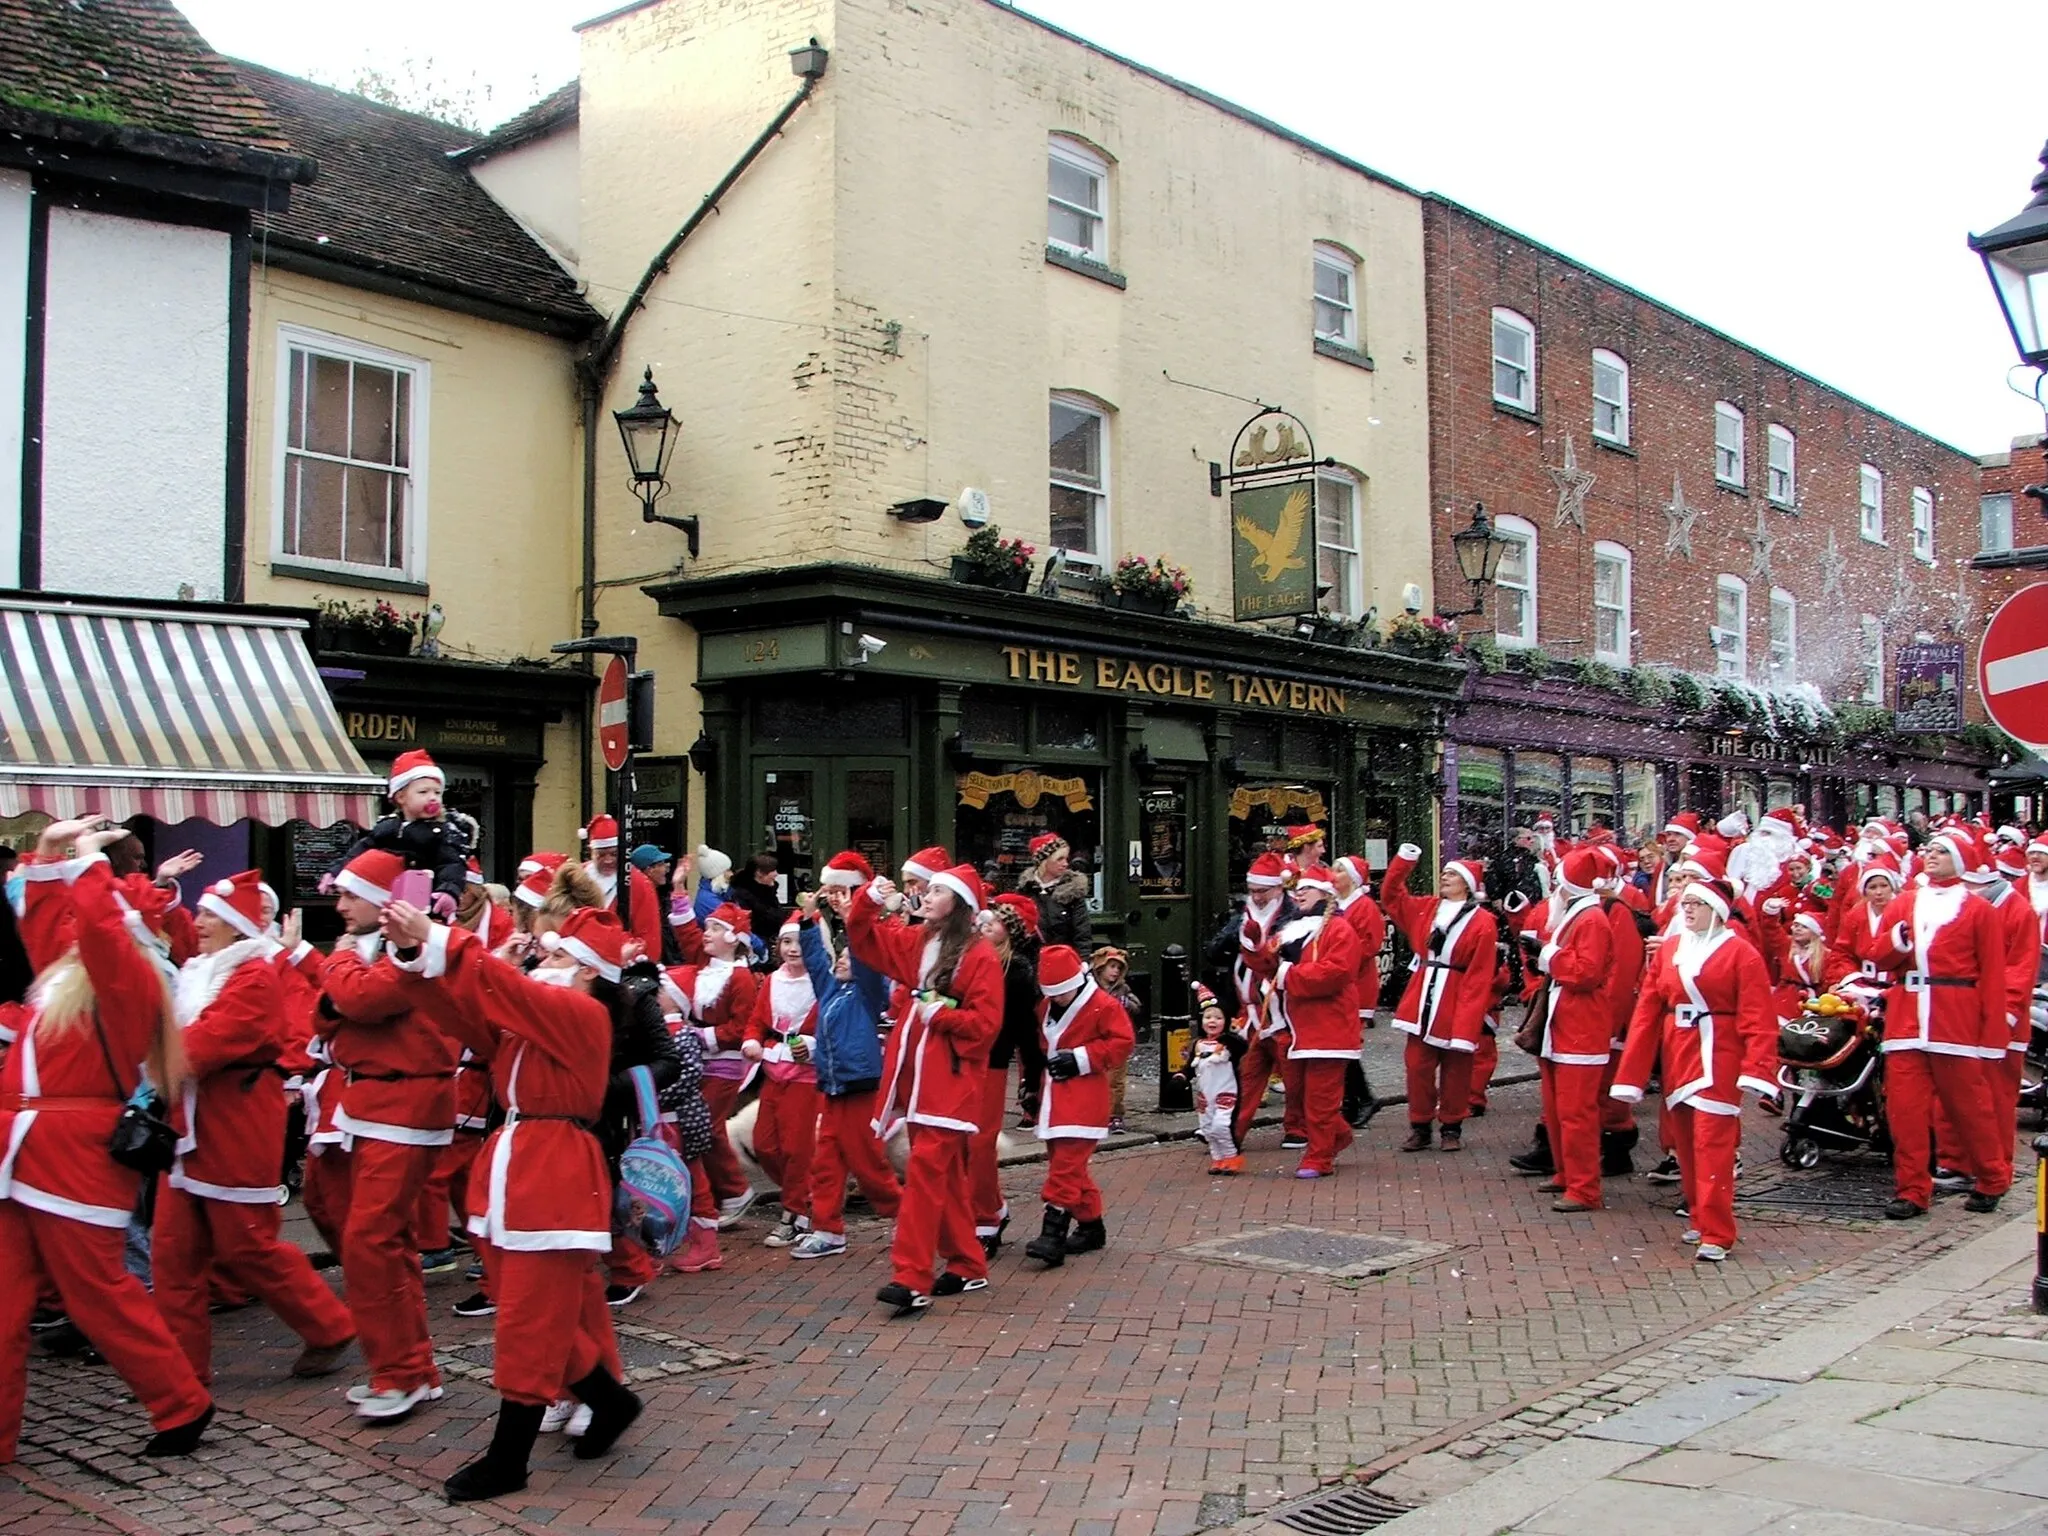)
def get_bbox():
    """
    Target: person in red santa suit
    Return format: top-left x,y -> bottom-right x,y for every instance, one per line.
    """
846,864 -> 1002,1315
153,870 -> 357,1385
1870,827 -> 2012,1218
378,902 -> 640,1502
1520,848 -> 1615,1212
664,903 -> 759,1228
1649,815 -> 1702,907
1381,844 -> 1498,1153
1269,867 -> 1363,1178
0,819 -> 215,1462
1331,855 -> 1385,1123
744,914 -> 821,1249
580,816 -> 663,963
1592,845 -> 1650,1175
1022,944 -> 1135,1262
318,849 -> 459,1421
1952,829 -> 2038,1183
971,891 -> 1043,1254
2025,834 -> 2048,956
1612,876 -> 1777,1261
1231,853 -> 1306,1152
1828,855 -> 1905,1006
